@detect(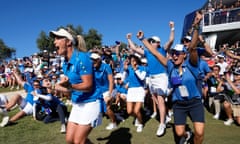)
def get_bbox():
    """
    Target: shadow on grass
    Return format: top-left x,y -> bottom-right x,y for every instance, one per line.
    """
96,127 -> 132,144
